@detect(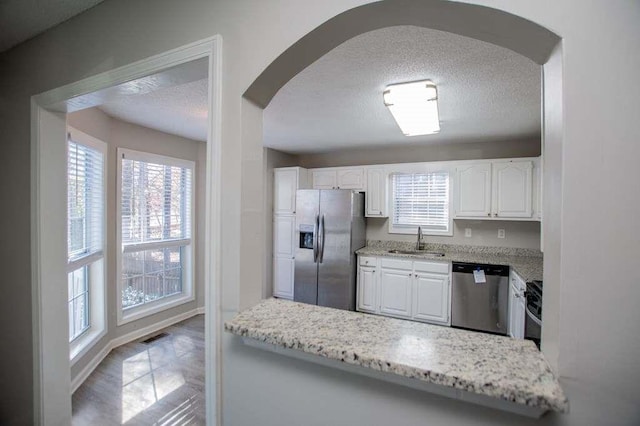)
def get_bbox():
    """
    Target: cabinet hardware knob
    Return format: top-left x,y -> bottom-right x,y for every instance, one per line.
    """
487,213 -> 491,216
